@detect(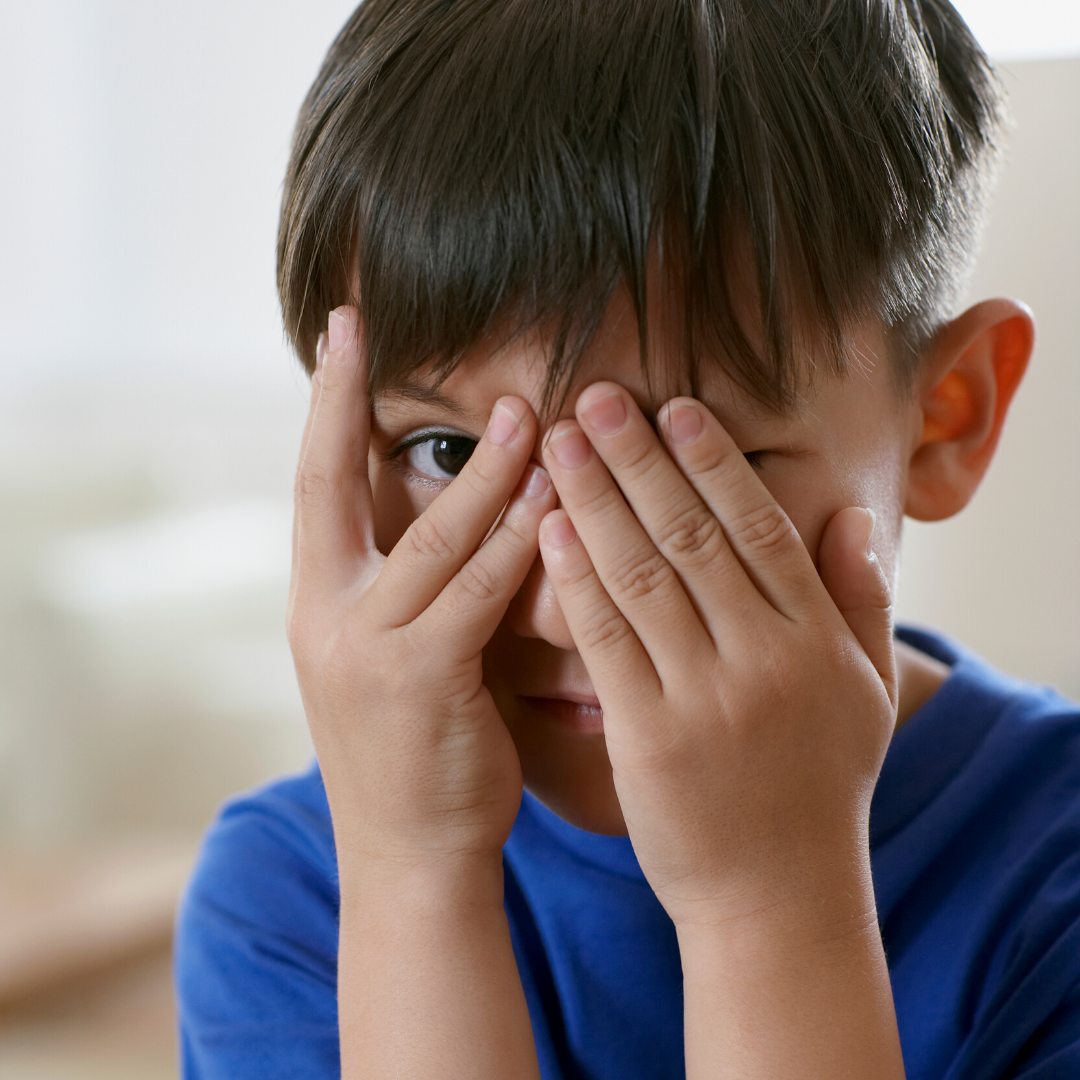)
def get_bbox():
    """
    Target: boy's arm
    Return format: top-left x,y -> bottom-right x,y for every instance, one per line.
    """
338,856 -> 539,1080
677,899 -> 901,1077
540,384 -> 905,1078
290,309 -> 546,1080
